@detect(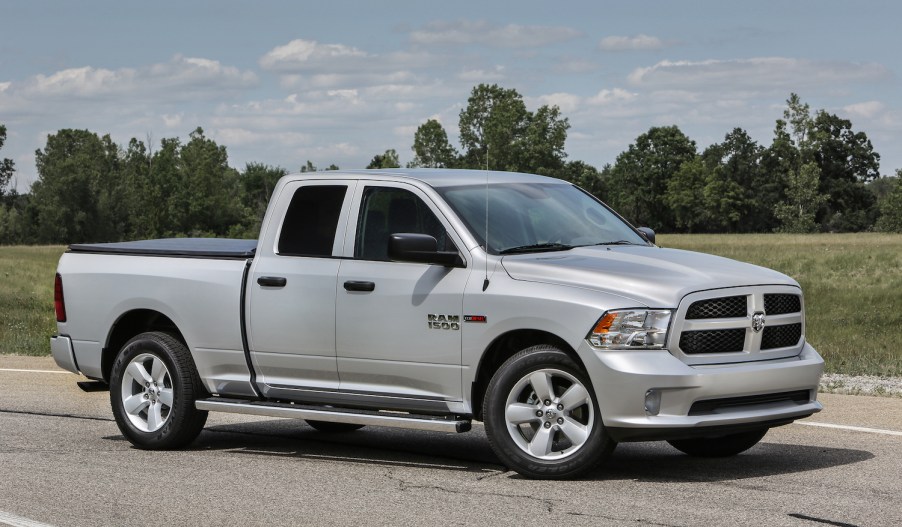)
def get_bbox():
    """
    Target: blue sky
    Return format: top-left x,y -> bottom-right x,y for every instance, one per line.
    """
2,1 -> 900,191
